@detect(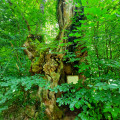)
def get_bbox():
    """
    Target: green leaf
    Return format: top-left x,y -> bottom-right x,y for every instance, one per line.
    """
75,101 -> 81,109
